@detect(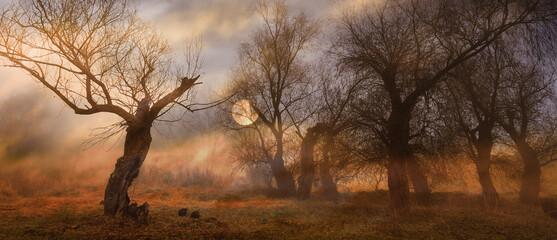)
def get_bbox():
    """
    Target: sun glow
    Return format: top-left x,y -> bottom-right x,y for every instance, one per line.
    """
232,99 -> 258,126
